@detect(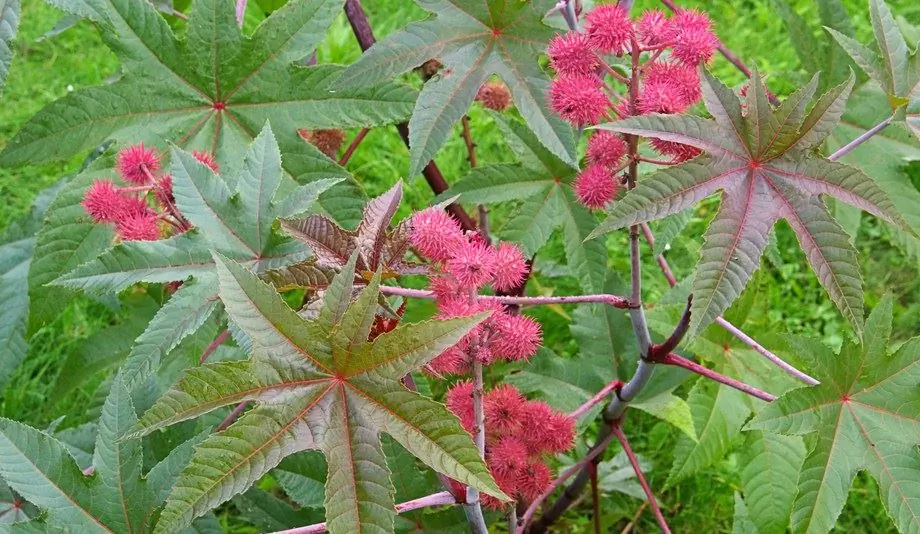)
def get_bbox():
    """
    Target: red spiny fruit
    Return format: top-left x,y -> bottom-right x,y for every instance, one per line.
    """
574,164 -> 617,210
547,31 -> 598,76
637,79 -> 691,114
481,467 -> 518,510
83,180 -> 126,222
446,239 -> 496,289
116,143 -> 159,185
542,412 -> 576,454
475,81 -> 512,111
410,208 -> 465,261
446,381 -> 475,431
154,175 -> 174,208
518,401 -> 559,455
427,346 -> 470,377
115,211 -> 160,241
516,461 -> 552,501
548,74 -> 610,127
299,128 -> 346,159
587,131 -> 628,169
491,242 -> 528,292
484,384 -> 526,434
192,150 -> 220,173
671,9 -> 718,65
644,61 -> 702,105
636,10 -> 675,46
492,313 -> 542,361
584,4 -> 634,54
650,138 -> 702,162
488,436 -> 529,478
